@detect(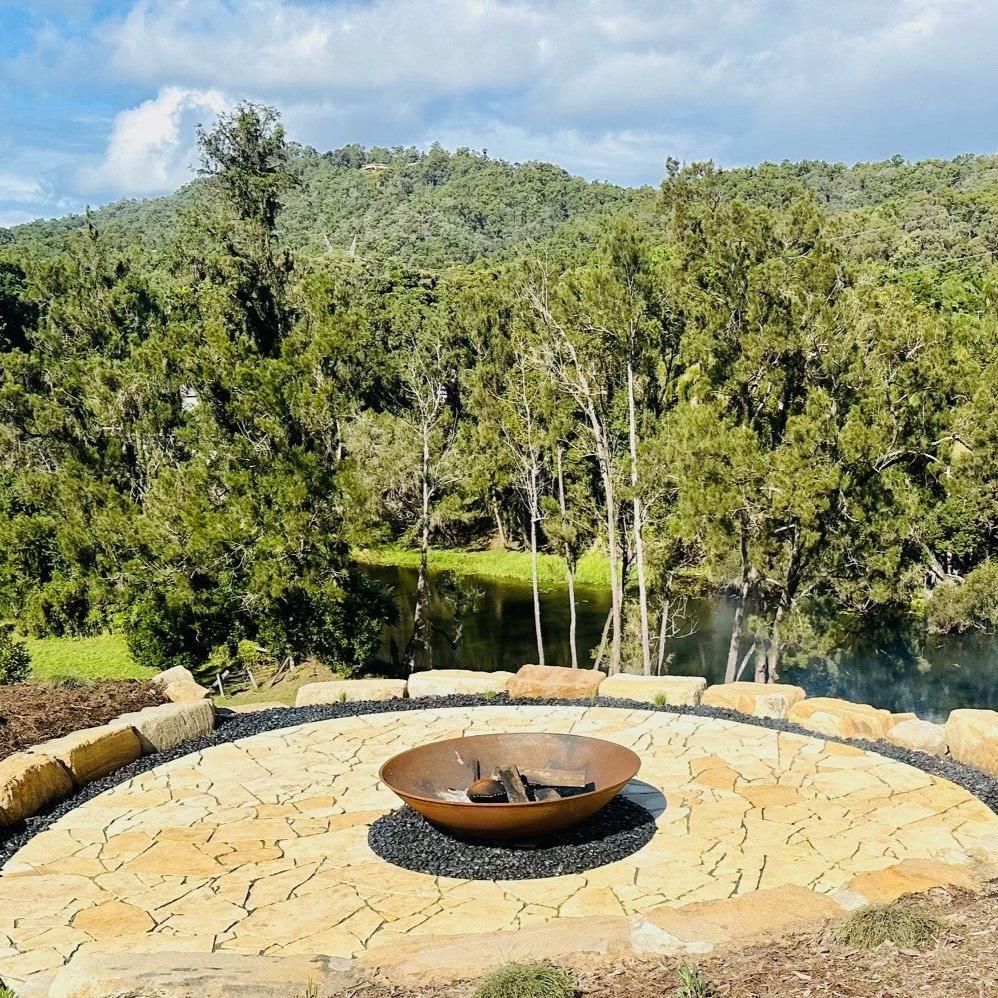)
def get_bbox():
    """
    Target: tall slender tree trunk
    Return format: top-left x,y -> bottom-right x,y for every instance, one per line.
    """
626,357 -> 651,675
724,598 -> 747,683
656,598 -> 670,675
491,495 -> 507,548
408,422 -> 432,673
556,446 -> 578,668
735,641 -> 756,681
528,468 -> 545,666
334,415 -> 344,462
765,603 -> 785,683
602,464 -> 622,674
592,606 -> 613,671
724,526 -> 751,683
753,640 -> 769,684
